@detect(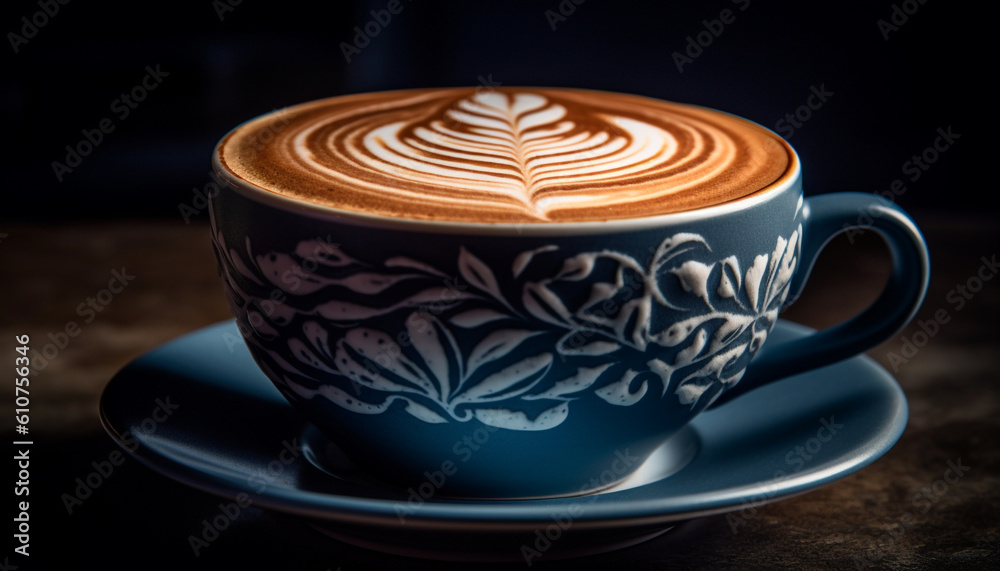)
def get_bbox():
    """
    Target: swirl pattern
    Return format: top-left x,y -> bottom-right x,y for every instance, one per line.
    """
219,88 -> 792,222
